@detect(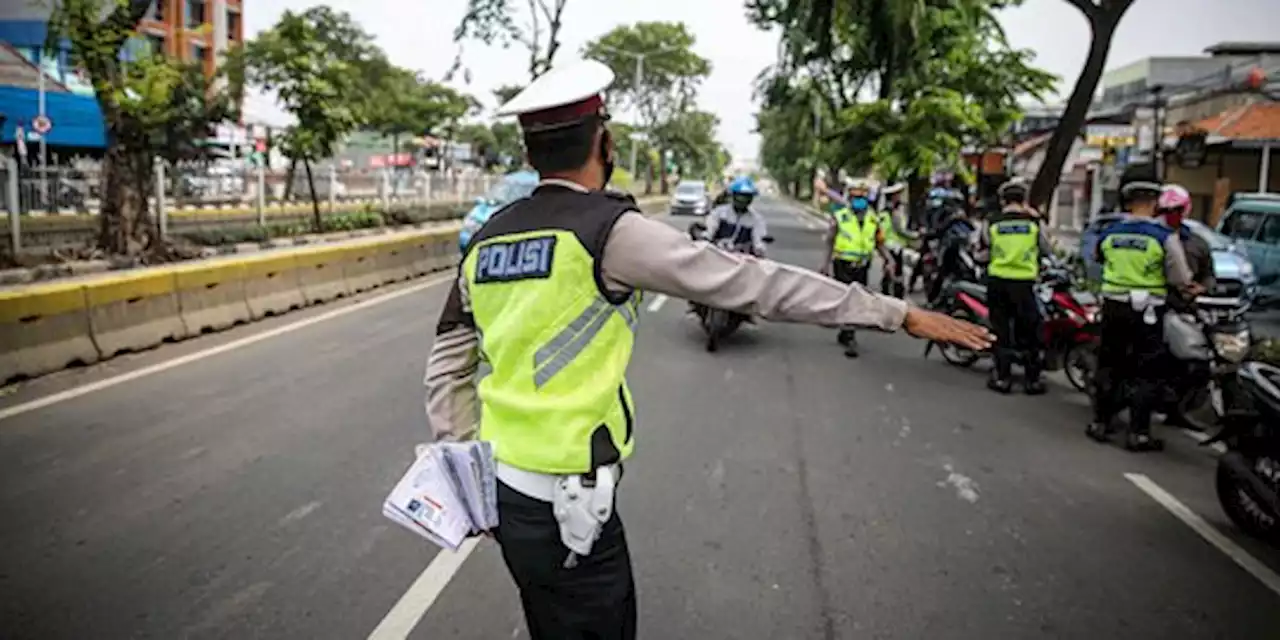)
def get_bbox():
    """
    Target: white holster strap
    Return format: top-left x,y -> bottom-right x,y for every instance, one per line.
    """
496,462 -> 619,558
